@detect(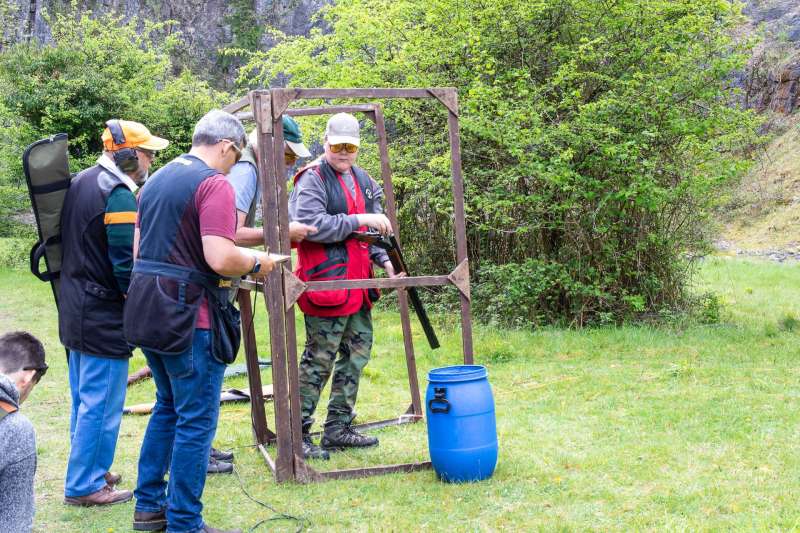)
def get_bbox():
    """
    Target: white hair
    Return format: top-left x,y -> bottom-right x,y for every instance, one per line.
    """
192,109 -> 245,148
